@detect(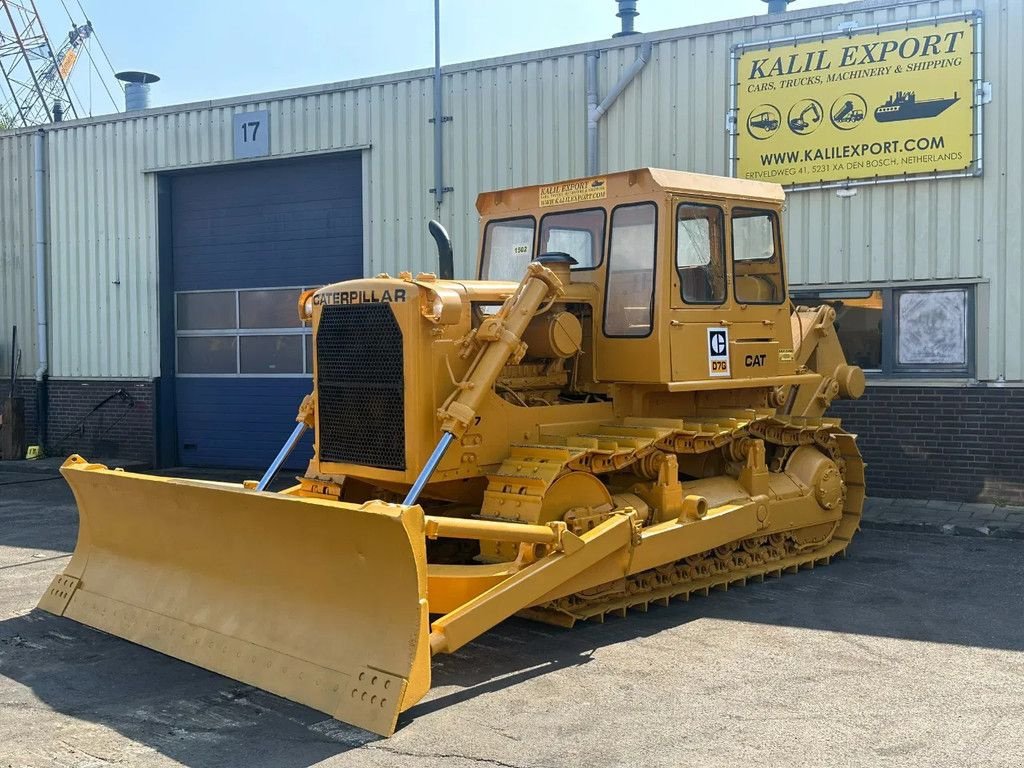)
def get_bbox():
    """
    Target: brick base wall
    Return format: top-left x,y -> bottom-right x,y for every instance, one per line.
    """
1,378 -> 155,464
831,385 -> 1024,505
8,378 -> 1021,502
46,379 -> 155,464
